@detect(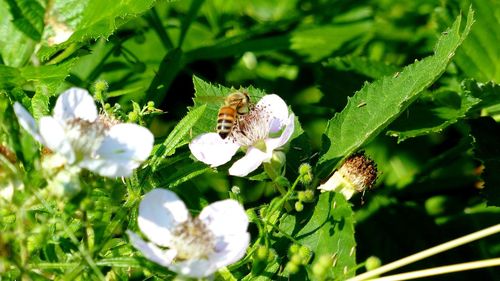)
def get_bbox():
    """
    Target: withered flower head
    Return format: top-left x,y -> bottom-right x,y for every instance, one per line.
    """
318,152 -> 377,200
